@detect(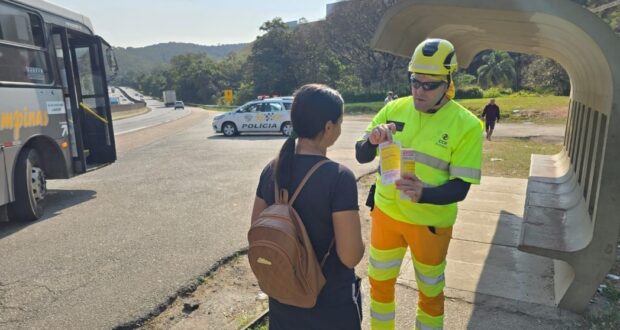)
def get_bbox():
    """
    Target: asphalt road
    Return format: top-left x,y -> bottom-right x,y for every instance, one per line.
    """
0,110 -> 376,329
113,97 -> 191,135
